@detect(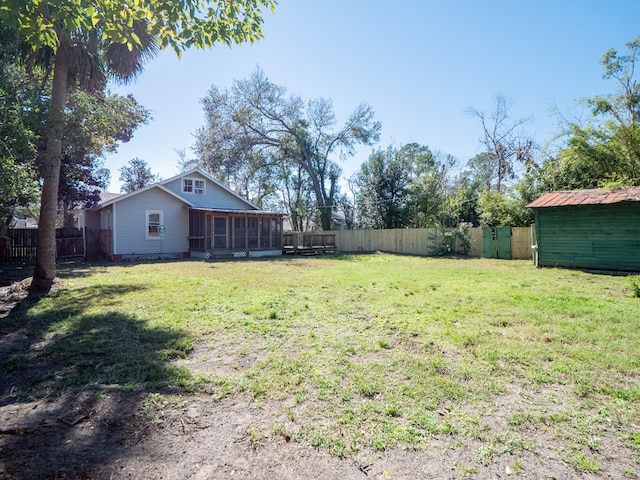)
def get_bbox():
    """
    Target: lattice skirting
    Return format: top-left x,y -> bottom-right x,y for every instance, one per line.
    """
121,252 -> 184,262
